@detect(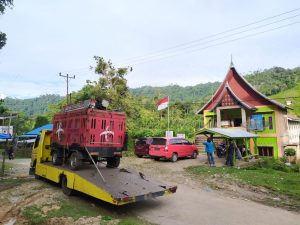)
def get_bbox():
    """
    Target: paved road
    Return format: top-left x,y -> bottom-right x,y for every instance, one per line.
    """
120,157 -> 300,225
121,184 -> 300,225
